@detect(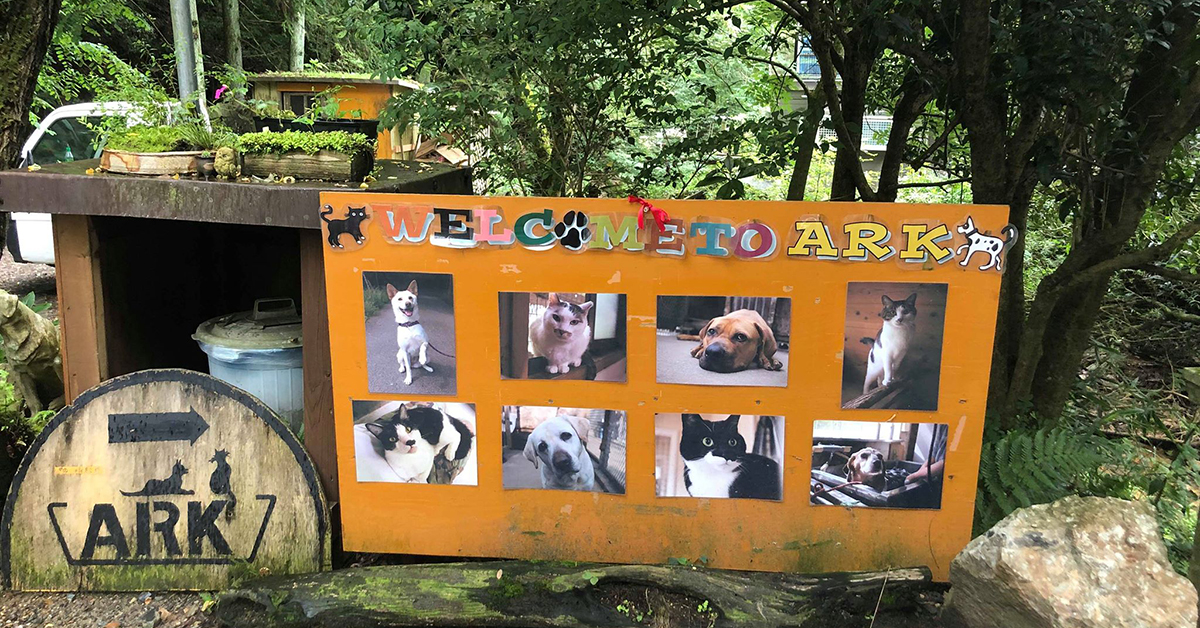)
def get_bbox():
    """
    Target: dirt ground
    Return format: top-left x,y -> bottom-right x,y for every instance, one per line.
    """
0,591 -> 216,628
